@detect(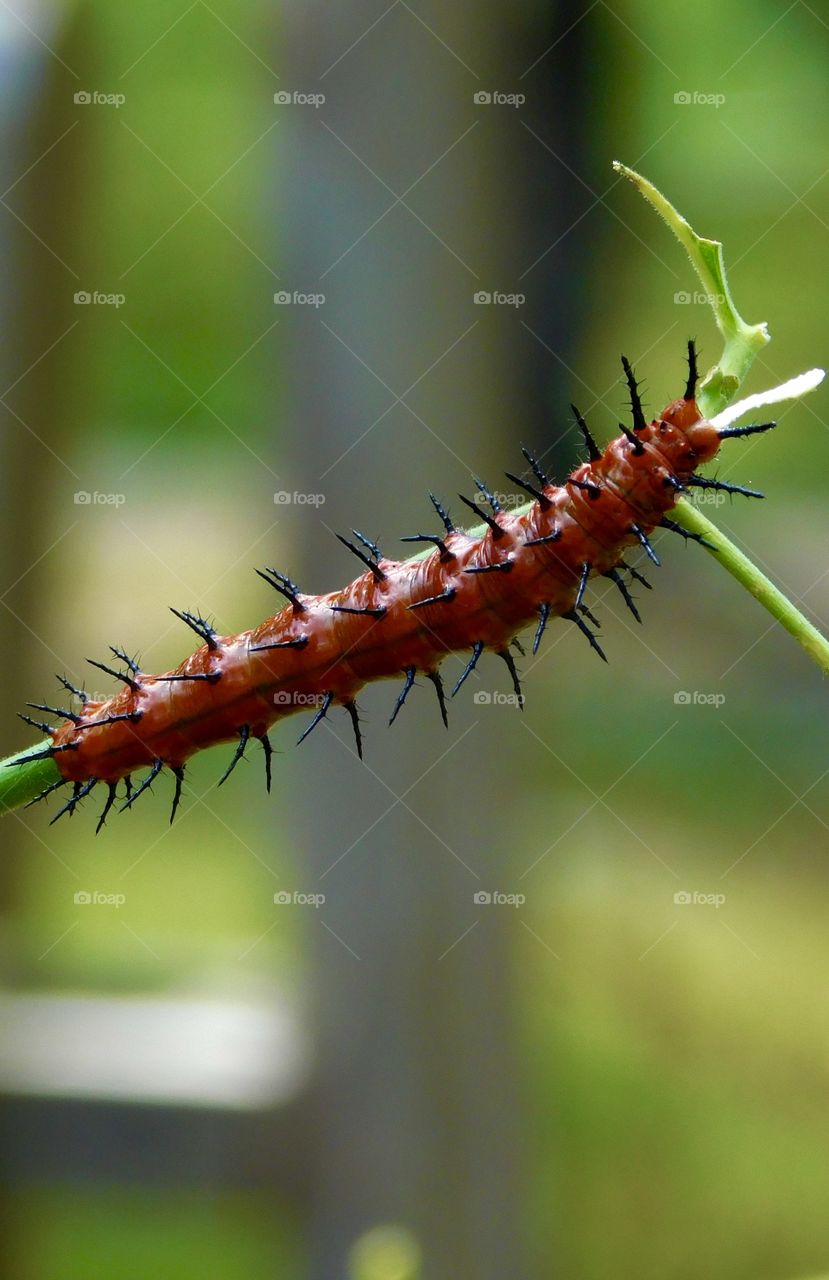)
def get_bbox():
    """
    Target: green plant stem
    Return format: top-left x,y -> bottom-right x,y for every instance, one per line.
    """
0,163 -> 826,816
671,500 -> 829,676
0,746 -> 61,815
